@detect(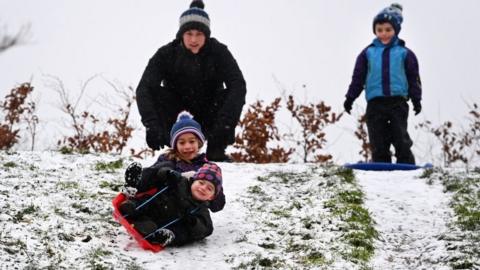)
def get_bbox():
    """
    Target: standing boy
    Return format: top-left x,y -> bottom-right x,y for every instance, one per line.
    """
343,3 -> 422,164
